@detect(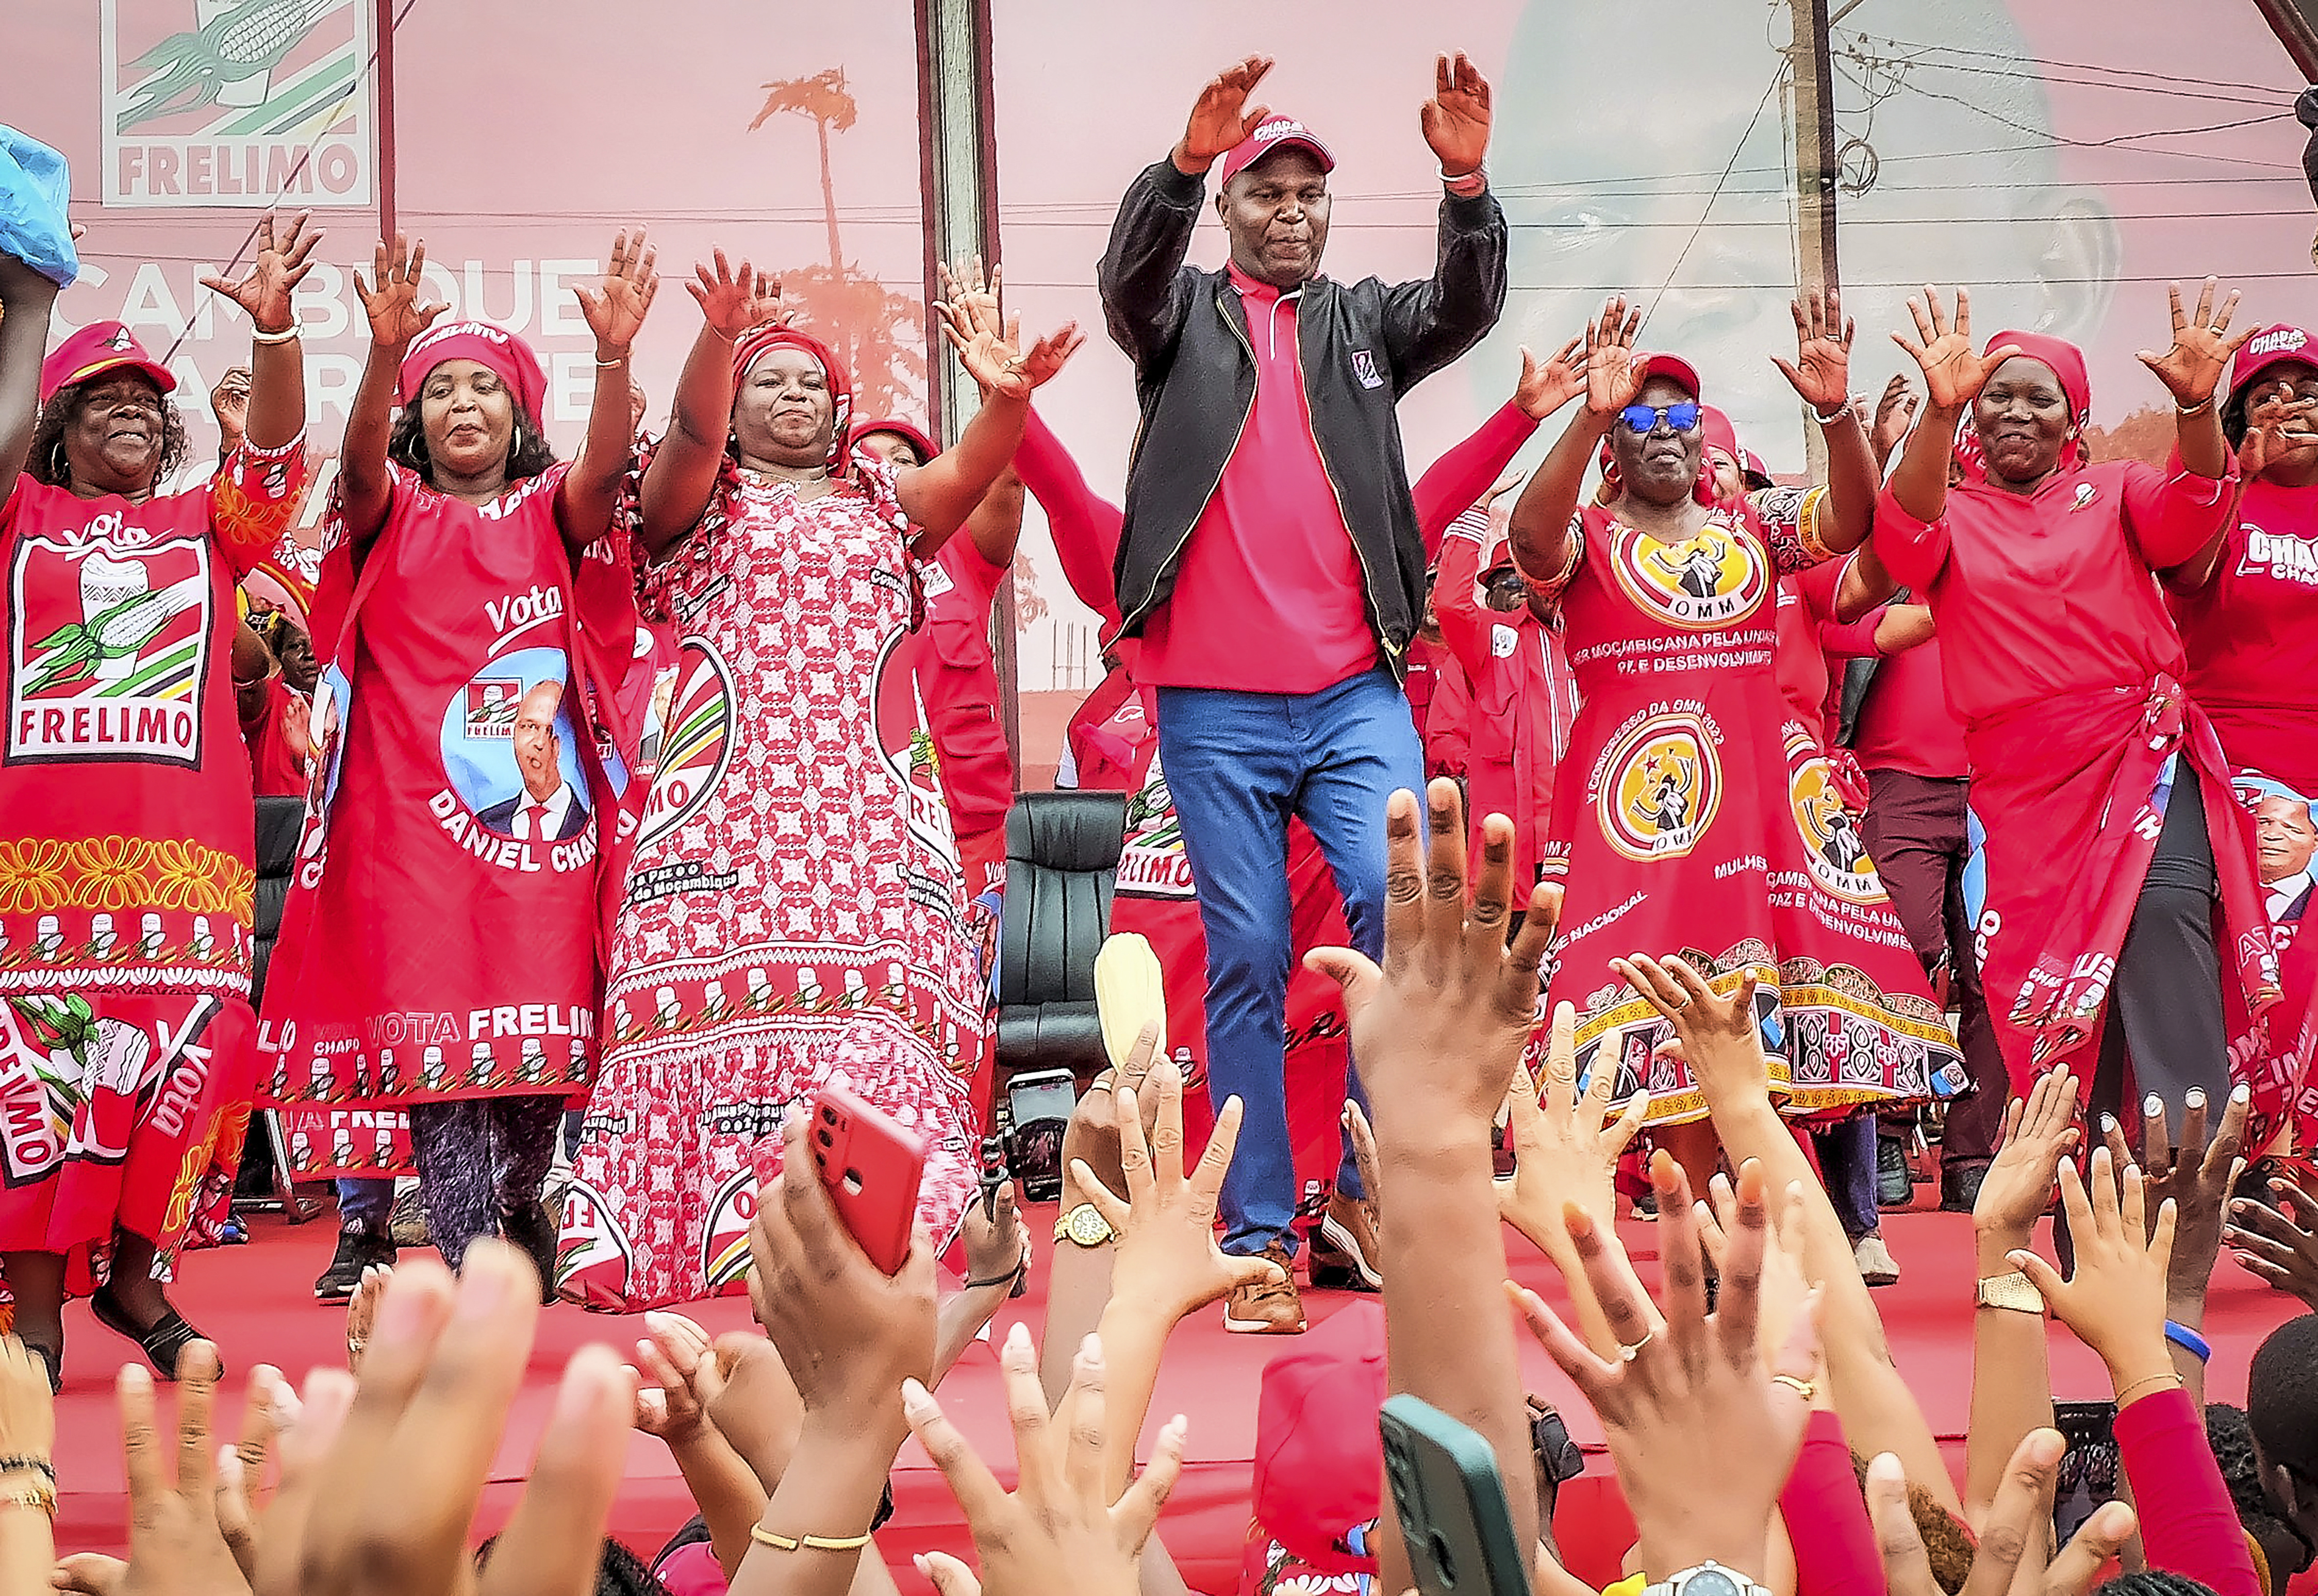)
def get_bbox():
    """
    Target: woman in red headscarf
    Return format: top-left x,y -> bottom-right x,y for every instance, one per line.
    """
1506,290 -> 1955,1197
555,257 -> 1080,1311
261,232 -> 657,1286
0,217 -> 316,1387
1876,282 -> 2283,1138
2168,324 -> 2318,1150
